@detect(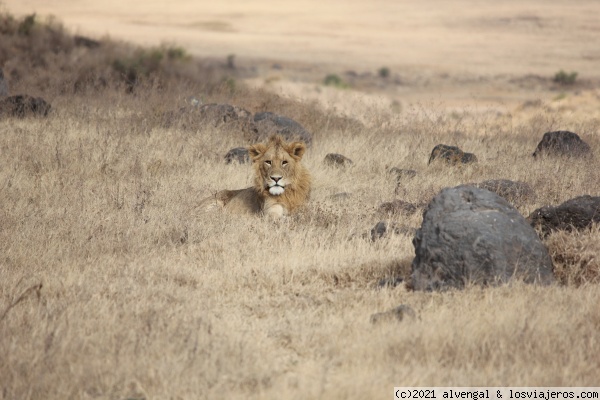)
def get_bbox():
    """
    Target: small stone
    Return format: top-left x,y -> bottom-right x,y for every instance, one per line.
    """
428,144 -> 477,166
0,94 -> 51,118
532,130 -> 591,158
224,147 -> 250,164
528,195 -> 600,236
324,153 -> 353,167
